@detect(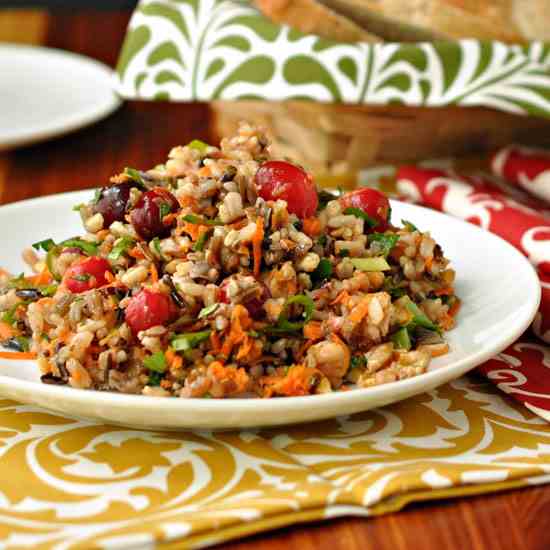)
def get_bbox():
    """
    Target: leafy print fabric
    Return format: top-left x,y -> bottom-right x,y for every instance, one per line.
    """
115,0 -> 550,117
2,377 -> 550,548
